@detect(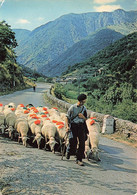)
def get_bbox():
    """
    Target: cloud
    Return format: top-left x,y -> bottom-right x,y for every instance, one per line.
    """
38,17 -> 45,21
94,4 -> 121,12
17,19 -> 30,24
93,0 -> 117,4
